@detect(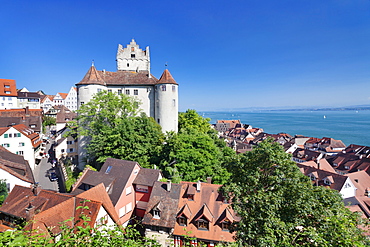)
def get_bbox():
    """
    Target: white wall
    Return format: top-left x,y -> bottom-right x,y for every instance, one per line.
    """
0,96 -> 17,109
0,128 -> 36,170
339,178 -> 357,199
0,169 -> 32,193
